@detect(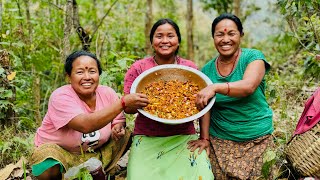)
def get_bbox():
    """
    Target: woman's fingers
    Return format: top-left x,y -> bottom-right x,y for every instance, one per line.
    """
206,147 -> 210,156
196,85 -> 216,109
111,124 -> 125,141
112,128 -> 125,141
196,93 -> 207,110
187,140 -> 196,149
187,140 -> 208,154
125,93 -> 150,108
197,146 -> 204,155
